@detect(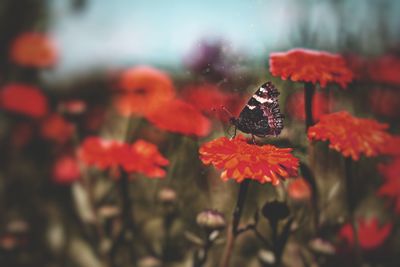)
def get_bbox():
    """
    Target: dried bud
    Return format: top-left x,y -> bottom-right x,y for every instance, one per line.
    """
258,249 -> 276,265
158,187 -> 177,204
261,201 -> 289,223
309,238 -> 336,255
98,205 -> 120,219
137,256 -> 162,267
196,210 -> 226,231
